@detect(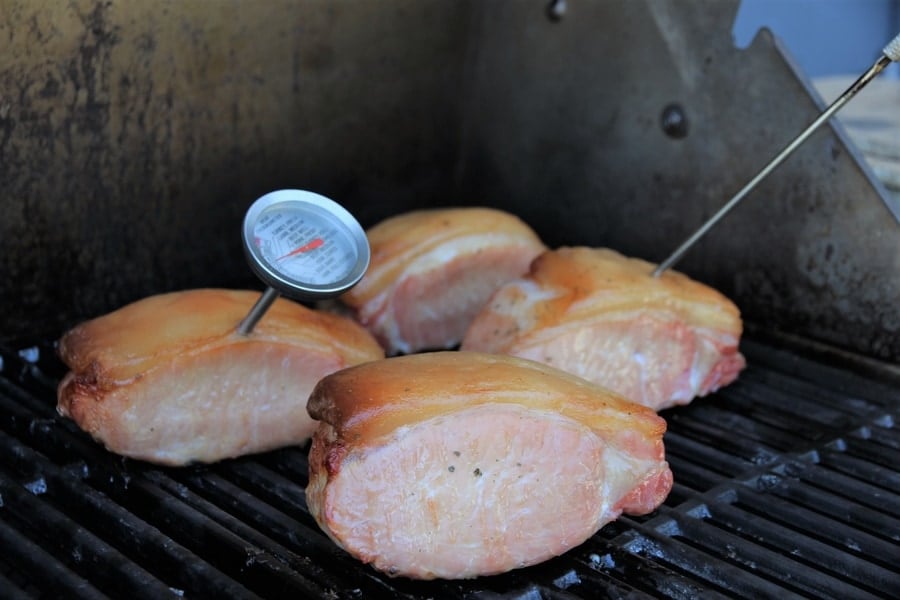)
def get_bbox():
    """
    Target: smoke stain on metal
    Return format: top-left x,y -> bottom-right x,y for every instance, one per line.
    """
458,1 -> 900,361
1,0 -> 898,364
0,1 -> 471,341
